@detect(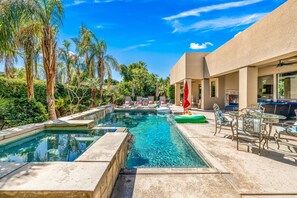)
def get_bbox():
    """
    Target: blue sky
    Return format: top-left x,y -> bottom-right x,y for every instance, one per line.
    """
0,0 -> 286,80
